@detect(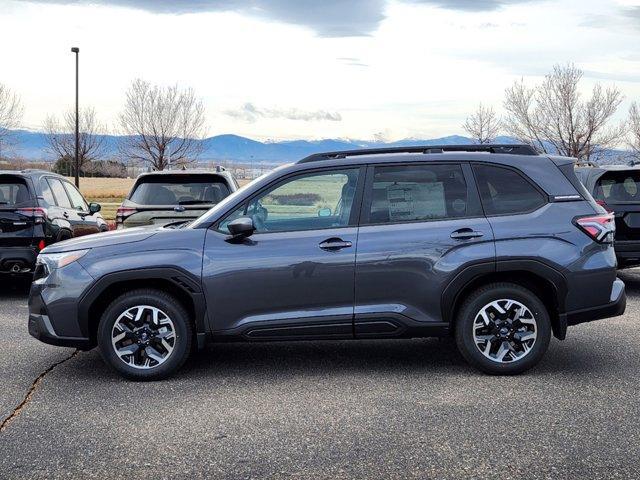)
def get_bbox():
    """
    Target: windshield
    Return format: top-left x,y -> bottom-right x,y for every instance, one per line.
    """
0,178 -> 31,207
129,175 -> 231,206
596,171 -> 640,204
189,167 -> 285,229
